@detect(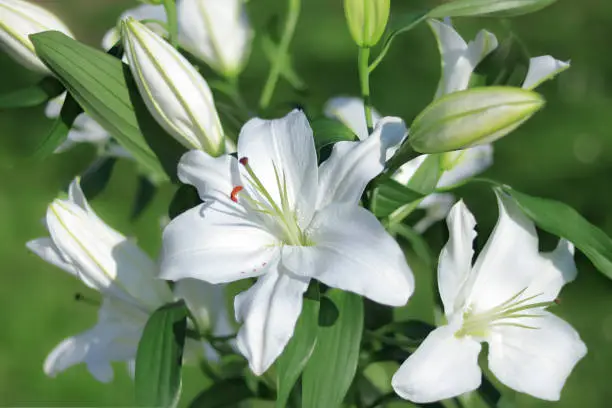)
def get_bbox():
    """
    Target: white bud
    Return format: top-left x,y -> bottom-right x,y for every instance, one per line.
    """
409,86 -> 545,153
122,18 -> 225,155
0,0 -> 73,74
178,0 -> 253,78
